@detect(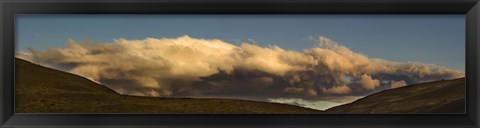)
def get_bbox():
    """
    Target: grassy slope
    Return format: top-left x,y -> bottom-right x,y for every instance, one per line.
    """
15,58 -> 320,113
15,57 -> 465,114
324,77 -> 465,114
